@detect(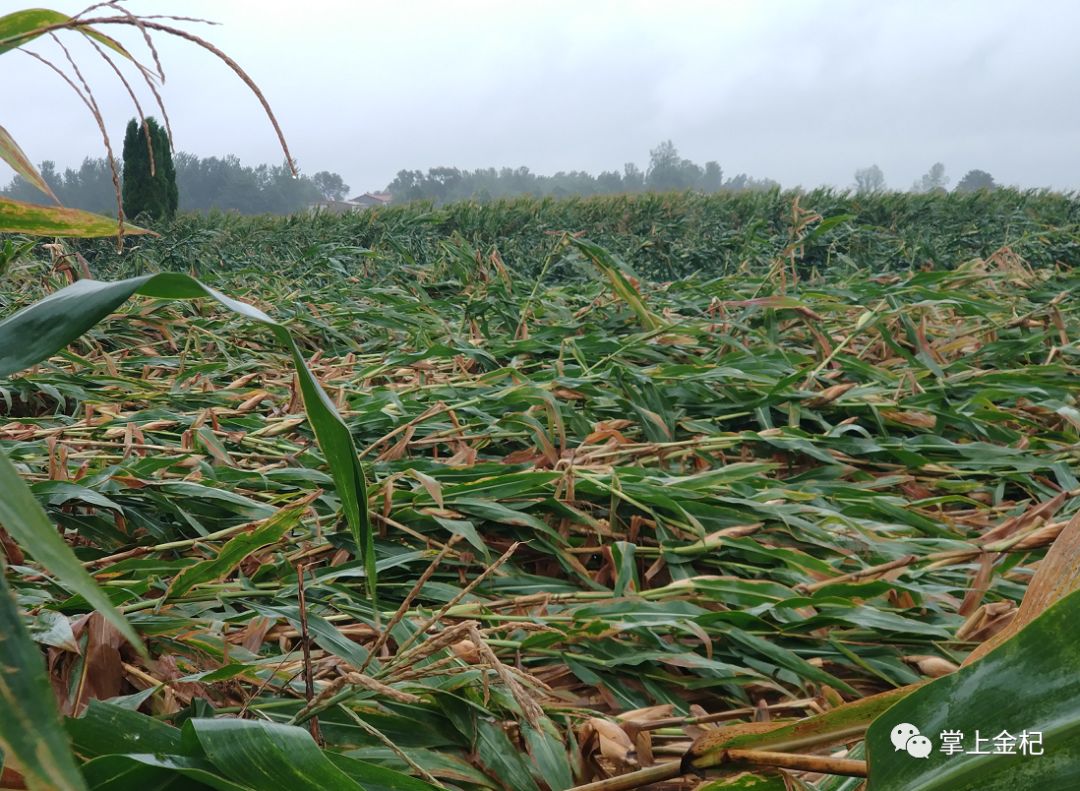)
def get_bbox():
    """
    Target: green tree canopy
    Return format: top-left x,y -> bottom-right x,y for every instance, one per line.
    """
121,117 -> 178,220
382,143 -> 774,203
854,164 -> 886,193
312,170 -> 350,202
955,169 -> 997,192
913,162 -> 949,193
646,139 -> 704,191
2,153 -> 344,216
